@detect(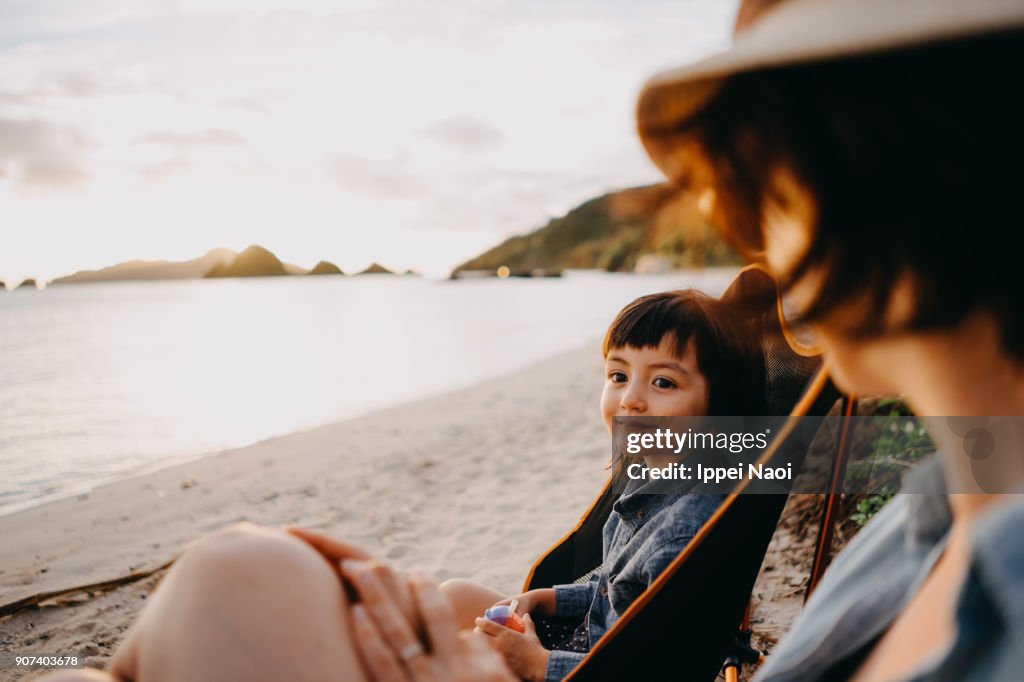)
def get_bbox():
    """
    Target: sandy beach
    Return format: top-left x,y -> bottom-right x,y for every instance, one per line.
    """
0,342 -> 611,677
0,341 -> 816,680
